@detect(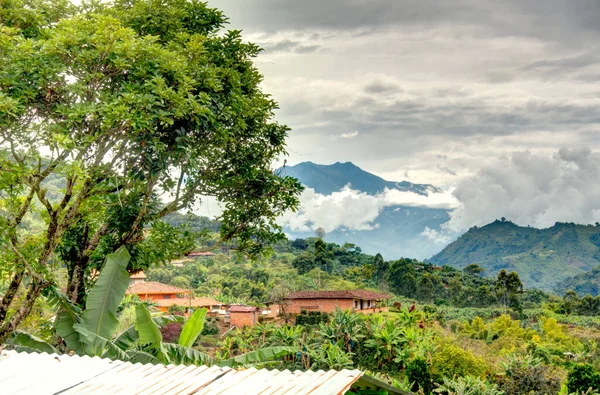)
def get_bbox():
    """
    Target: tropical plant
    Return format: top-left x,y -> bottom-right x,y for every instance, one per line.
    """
434,376 -> 504,395
6,248 -> 294,367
